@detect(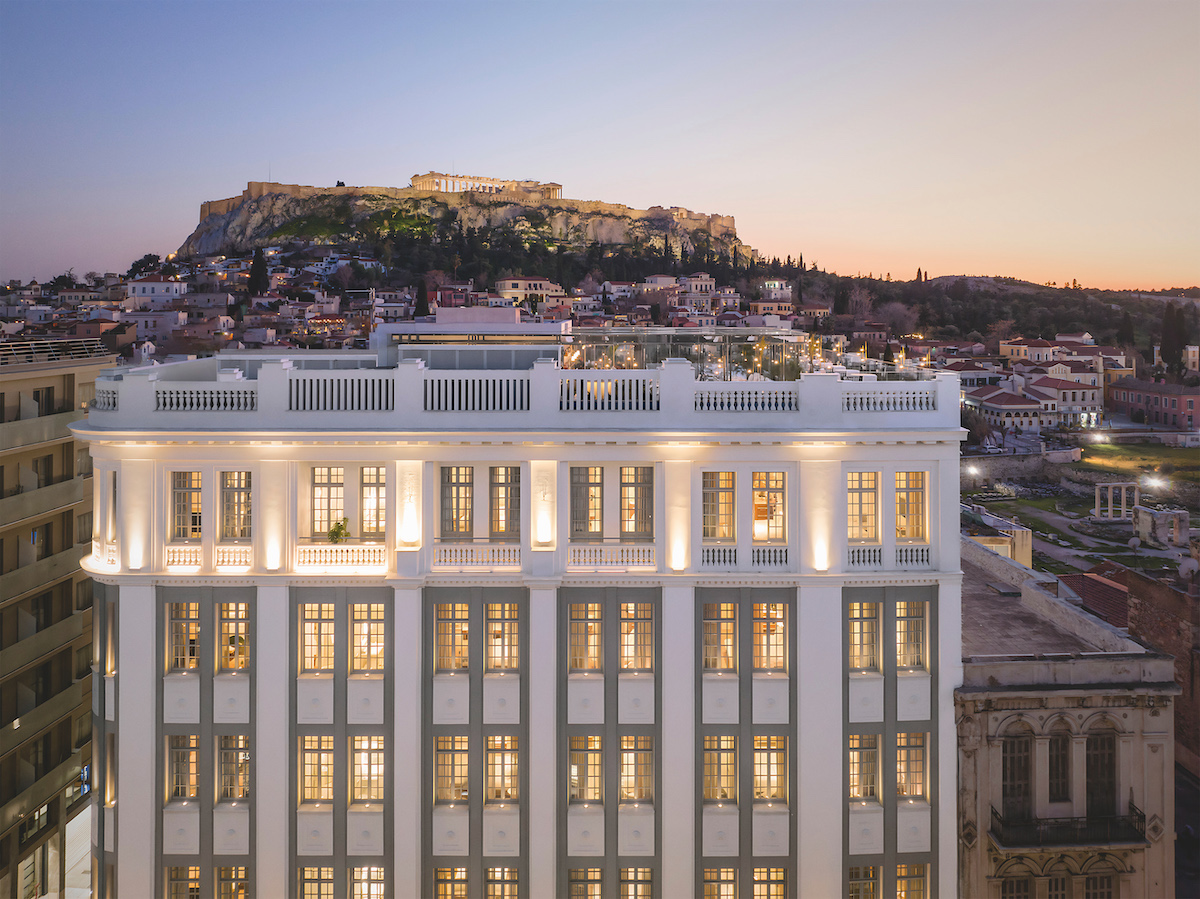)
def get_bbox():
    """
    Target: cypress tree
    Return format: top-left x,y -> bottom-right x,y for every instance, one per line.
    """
414,281 -> 430,317
916,268 -> 923,283
247,248 -> 269,297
